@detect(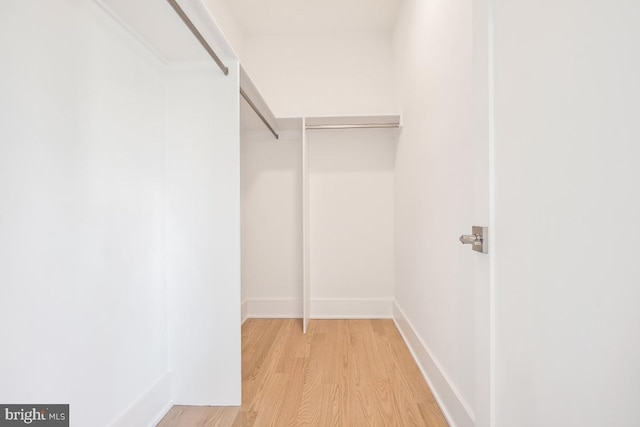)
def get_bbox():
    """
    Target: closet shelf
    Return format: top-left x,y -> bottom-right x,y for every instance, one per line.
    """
266,114 -> 403,134
304,114 -> 402,130
240,66 -> 280,139
95,0 -> 235,63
